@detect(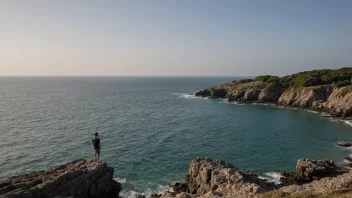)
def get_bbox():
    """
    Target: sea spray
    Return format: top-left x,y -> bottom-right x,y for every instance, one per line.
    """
258,172 -> 282,185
